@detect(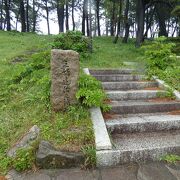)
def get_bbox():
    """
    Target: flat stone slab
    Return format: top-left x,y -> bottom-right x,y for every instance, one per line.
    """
110,100 -> 180,114
92,74 -> 144,82
89,69 -> 135,75
6,162 -> 180,180
102,81 -> 158,90
137,162 -> 177,180
100,164 -> 138,180
106,90 -> 166,100
106,114 -> 180,133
